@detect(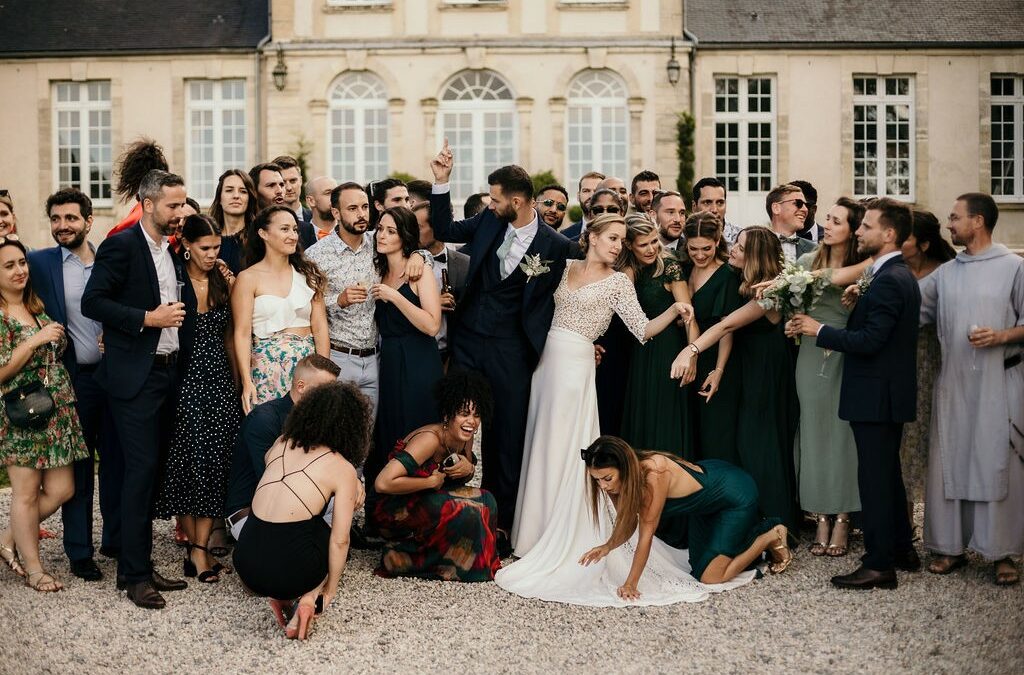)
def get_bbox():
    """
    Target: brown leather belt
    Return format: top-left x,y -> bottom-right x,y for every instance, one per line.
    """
152,352 -> 178,367
330,342 -> 377,357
